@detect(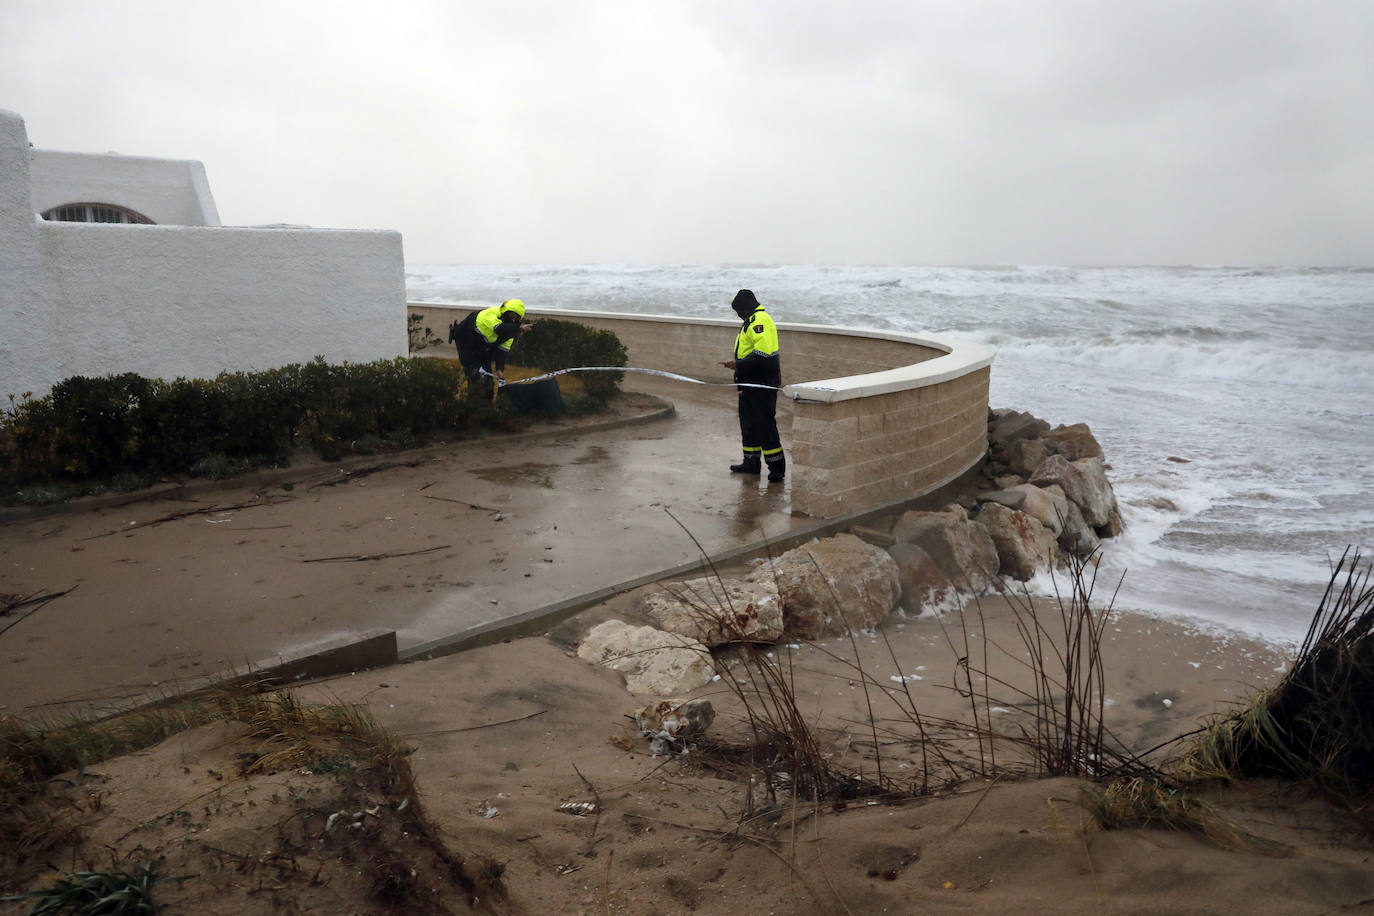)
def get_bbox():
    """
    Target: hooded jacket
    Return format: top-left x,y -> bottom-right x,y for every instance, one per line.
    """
730,289 -> 781,387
